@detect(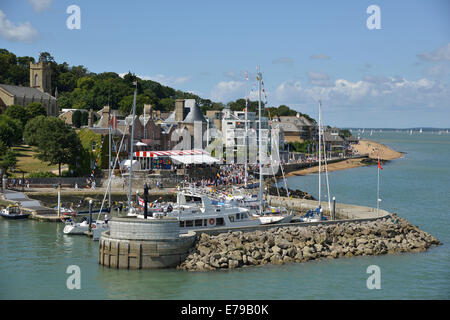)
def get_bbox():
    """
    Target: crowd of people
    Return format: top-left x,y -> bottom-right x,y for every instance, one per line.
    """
4,178 -> 31,190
